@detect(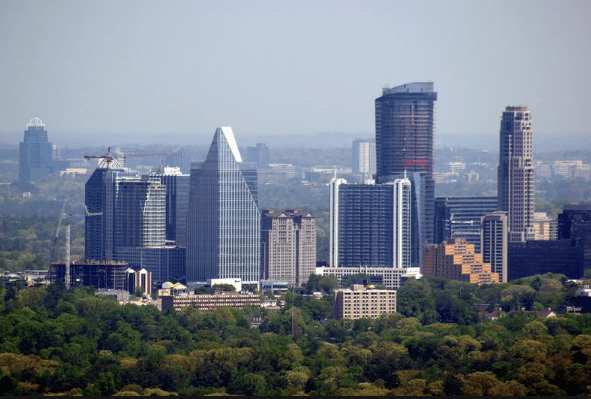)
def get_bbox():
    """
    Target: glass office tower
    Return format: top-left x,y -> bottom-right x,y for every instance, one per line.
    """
375,83 -> 437,266
186,127 -> 261,284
